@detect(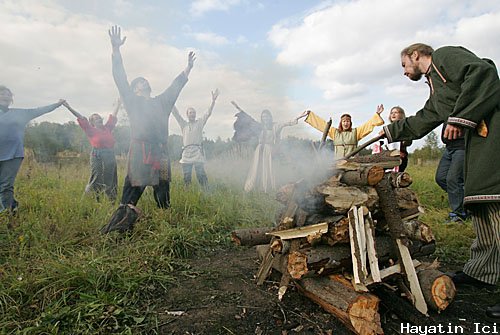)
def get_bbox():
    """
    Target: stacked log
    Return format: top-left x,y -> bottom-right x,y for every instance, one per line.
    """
232,151 -> 456,335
